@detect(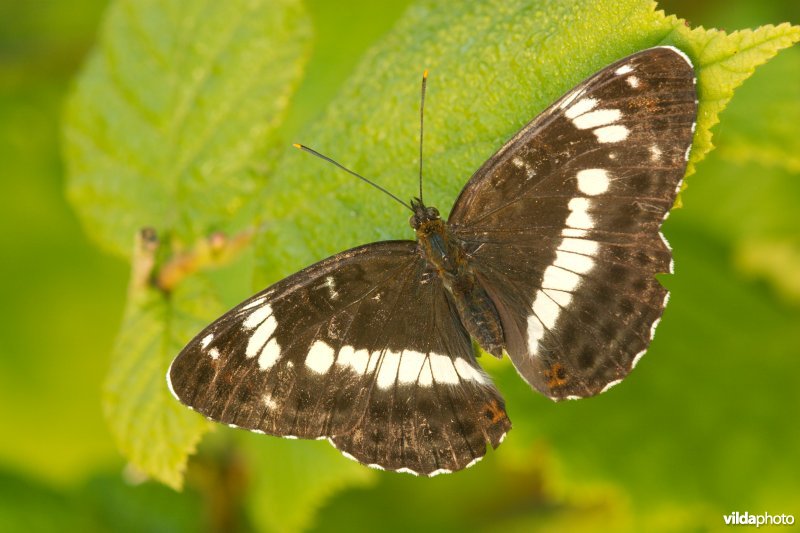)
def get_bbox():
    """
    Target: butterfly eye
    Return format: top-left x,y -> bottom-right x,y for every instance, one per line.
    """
427,207 -> 440,219
409,215 -> 420,228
